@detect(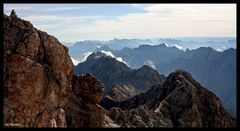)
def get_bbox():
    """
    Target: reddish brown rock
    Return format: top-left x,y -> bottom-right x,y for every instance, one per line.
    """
34,108 -> 67,127
65,74 -> 106,127
71,74 -> 104,103
4,13 -> 105,128
4,13 -> 73,127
